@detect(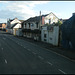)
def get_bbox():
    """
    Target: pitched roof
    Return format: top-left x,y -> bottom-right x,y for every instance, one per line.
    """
19,20 -> 24,23
11,23 -> 18,29
22,12 -> 59,24
49,12 -> 59,20
23,14 -> 48,23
